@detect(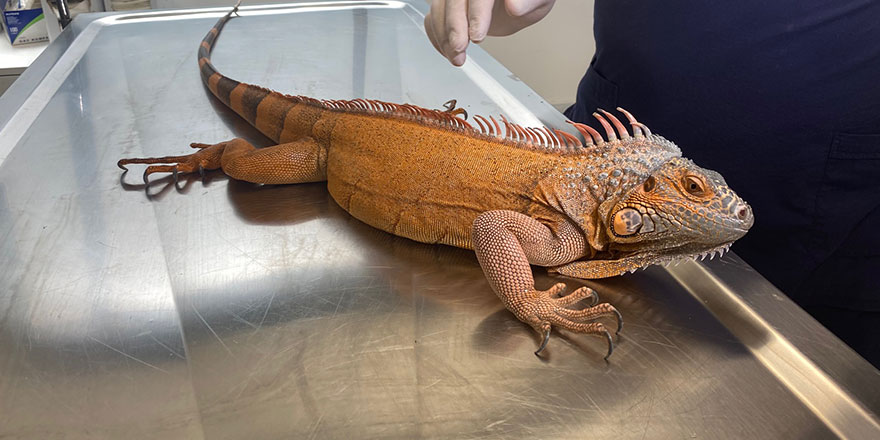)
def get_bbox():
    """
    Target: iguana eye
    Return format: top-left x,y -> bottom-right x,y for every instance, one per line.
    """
683,175 -> 708,196
643,176 -> 656,192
